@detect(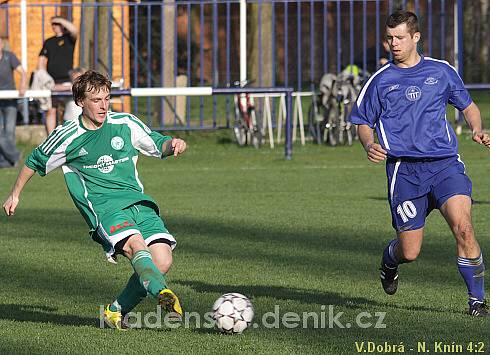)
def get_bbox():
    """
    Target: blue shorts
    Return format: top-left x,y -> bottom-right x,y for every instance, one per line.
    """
386,155 -> 472,232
